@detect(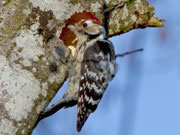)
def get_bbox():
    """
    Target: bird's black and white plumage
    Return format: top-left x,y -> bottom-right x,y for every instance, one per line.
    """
77,40 -> 116,131
36,19 -> 117,132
